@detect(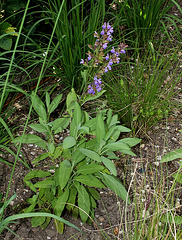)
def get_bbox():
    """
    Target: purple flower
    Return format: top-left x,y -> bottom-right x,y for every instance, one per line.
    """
101,30 -> 105,35
107,28 -> 114,35
107,23 -> 112,30
88,88 -> 95,94
115,52 -> 120,56
104,67 -> 108,73
107,36 -> 112,41
88,85 -> 95,94
120,49 -> 126,54
111,47 -> 115,53
107,64 -> 111,70
80,59 -> 84,64
116,57 -> 120,64
102,22 -> 107,29
103,43 -> 108,49
88,55 -> 92,61
96,86 -> 102,92
105,53 -> 110,60
94,31 -> 98,38
109,59 -> 113,65
94,75 -> 98,80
